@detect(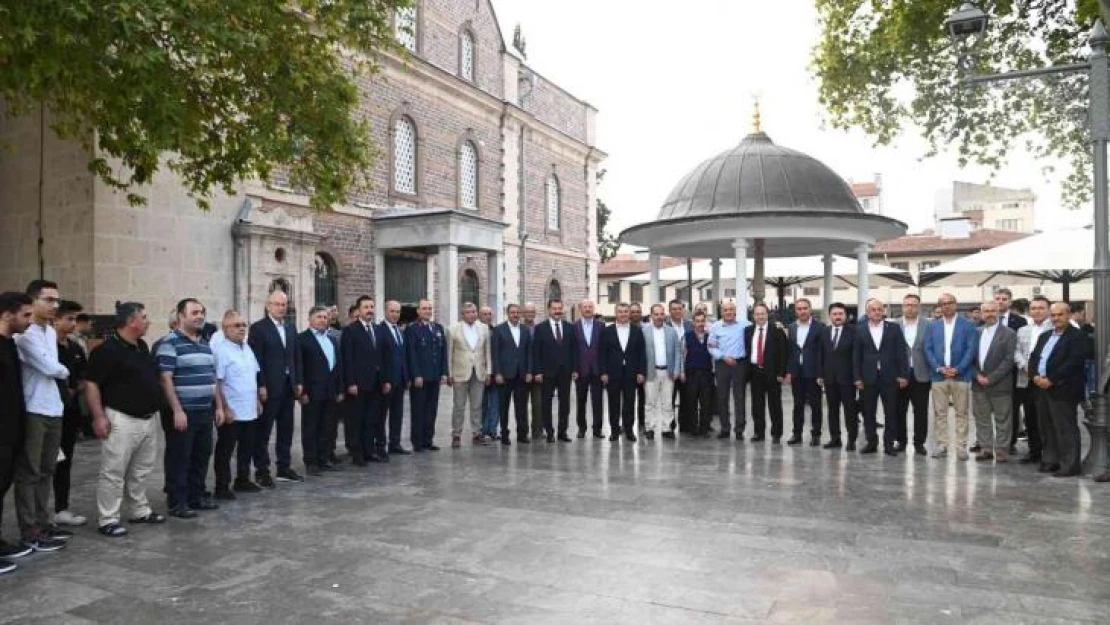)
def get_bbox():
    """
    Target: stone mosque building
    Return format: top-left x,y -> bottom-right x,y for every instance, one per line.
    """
0,0 -> 604,327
